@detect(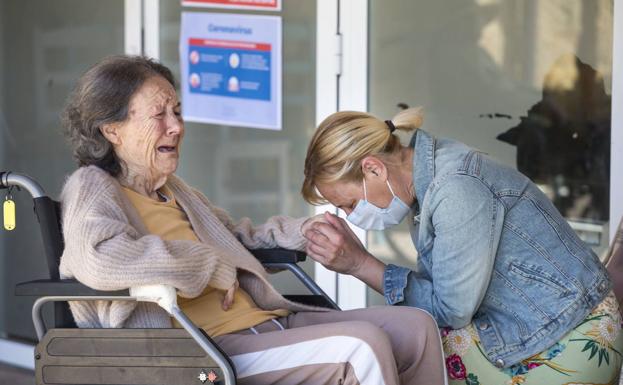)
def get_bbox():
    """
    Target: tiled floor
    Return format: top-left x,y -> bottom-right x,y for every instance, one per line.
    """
0,363 -> 34,385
